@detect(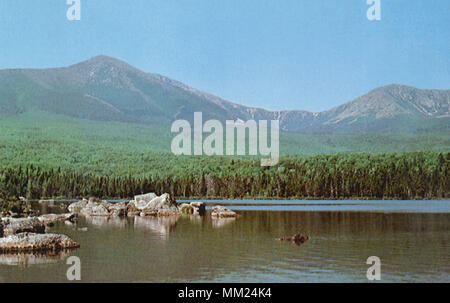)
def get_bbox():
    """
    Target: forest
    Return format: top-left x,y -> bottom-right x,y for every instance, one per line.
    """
0,152 -> 448,200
